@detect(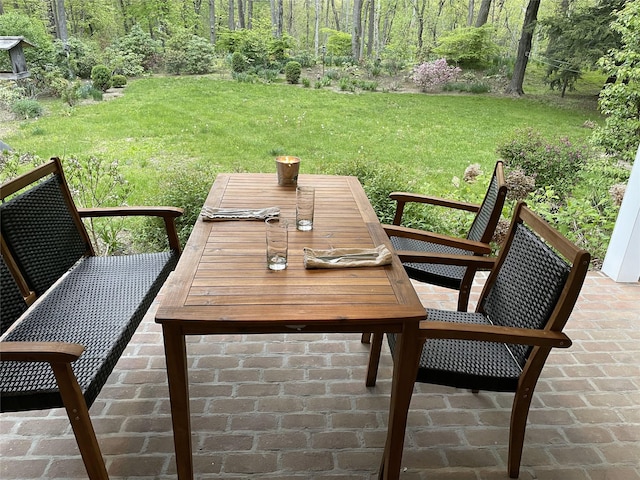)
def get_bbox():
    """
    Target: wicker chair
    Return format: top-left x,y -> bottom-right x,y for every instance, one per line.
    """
365,202 -> 590,478
384,160 -> 507,312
